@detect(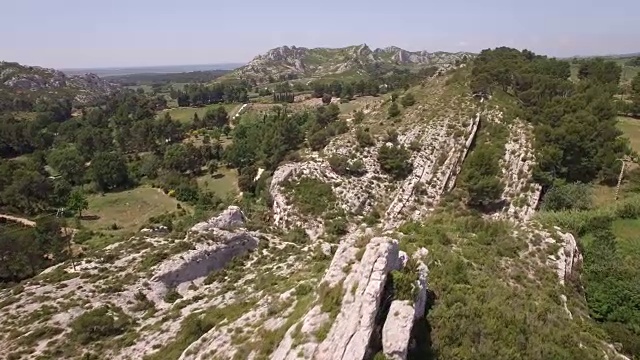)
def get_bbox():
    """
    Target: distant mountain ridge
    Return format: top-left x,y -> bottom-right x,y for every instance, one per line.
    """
0,61 -> 119,106
231,44 -> 474,82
